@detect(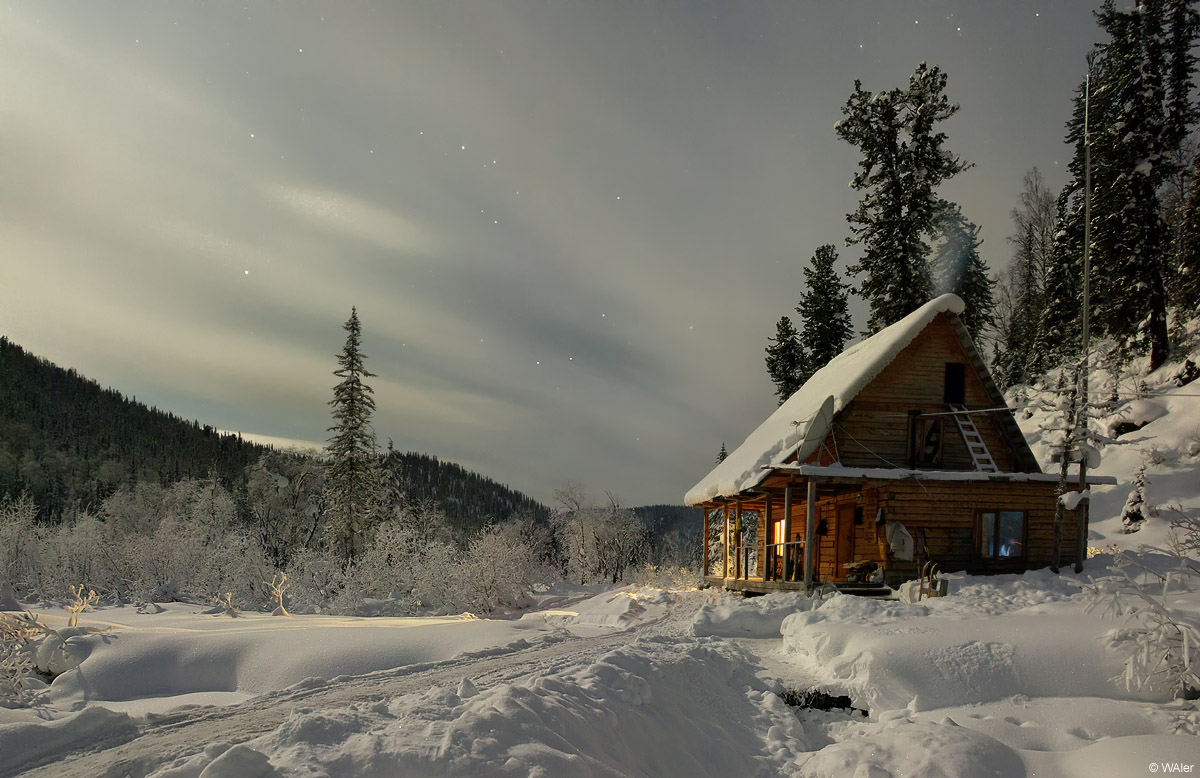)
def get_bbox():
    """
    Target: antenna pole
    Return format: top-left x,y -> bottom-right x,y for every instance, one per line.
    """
1075,70 -> 1093,573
